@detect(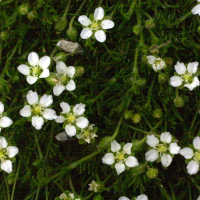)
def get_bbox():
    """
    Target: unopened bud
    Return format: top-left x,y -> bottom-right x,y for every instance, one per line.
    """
27,11 -> 38,21
149,44 -> 159,54
124,110 -> 133,120
74,66 -> 84,77
88,180 -> 105,193
66,26 -> 78,42
133,25 -> 141,35
52,14 -> 59,23
33,159 -> 42,167
158,73 -> 167,83
18,4 -> 29,15
145,19 -> 155,29
174,96 -> 185,108
137,78 -> 146,87
0,31 -> 9,41
152,109 -> 163,119
8,172 -> 15,185
98,136 -> 112,150
55,16 -> 67,31
164,57 -> 173,68
53,52 -> 68,62
45,73 -> 58,86
146,168 -> 158,179
131,113 -> 141,124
